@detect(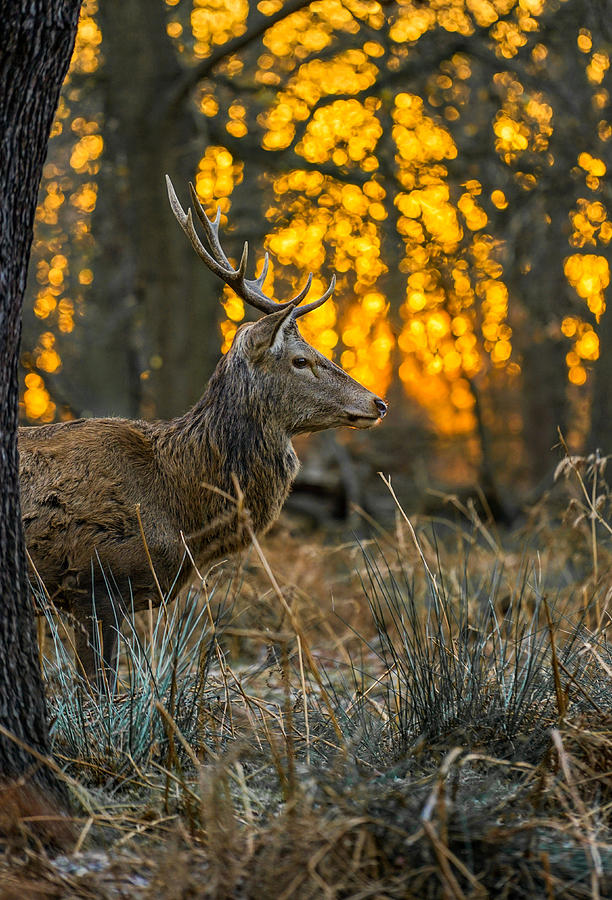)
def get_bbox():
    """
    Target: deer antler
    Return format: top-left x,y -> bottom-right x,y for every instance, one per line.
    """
166,175 -> 336,318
